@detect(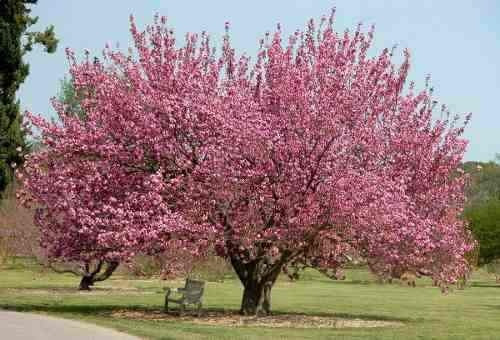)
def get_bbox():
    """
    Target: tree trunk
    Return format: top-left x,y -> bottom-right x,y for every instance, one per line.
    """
230,256 -> 283,316
240,279 -> 274,315
78,261 -> 119,291
78,275 -> 93,290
